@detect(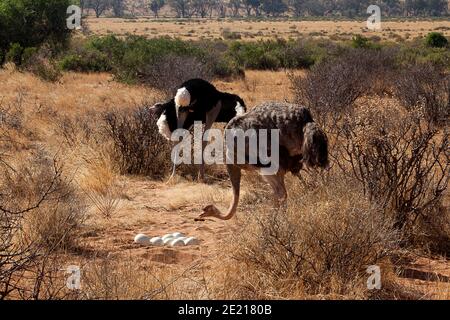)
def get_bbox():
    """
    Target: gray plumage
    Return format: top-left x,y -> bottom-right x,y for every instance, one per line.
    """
199,102 -> 329,221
